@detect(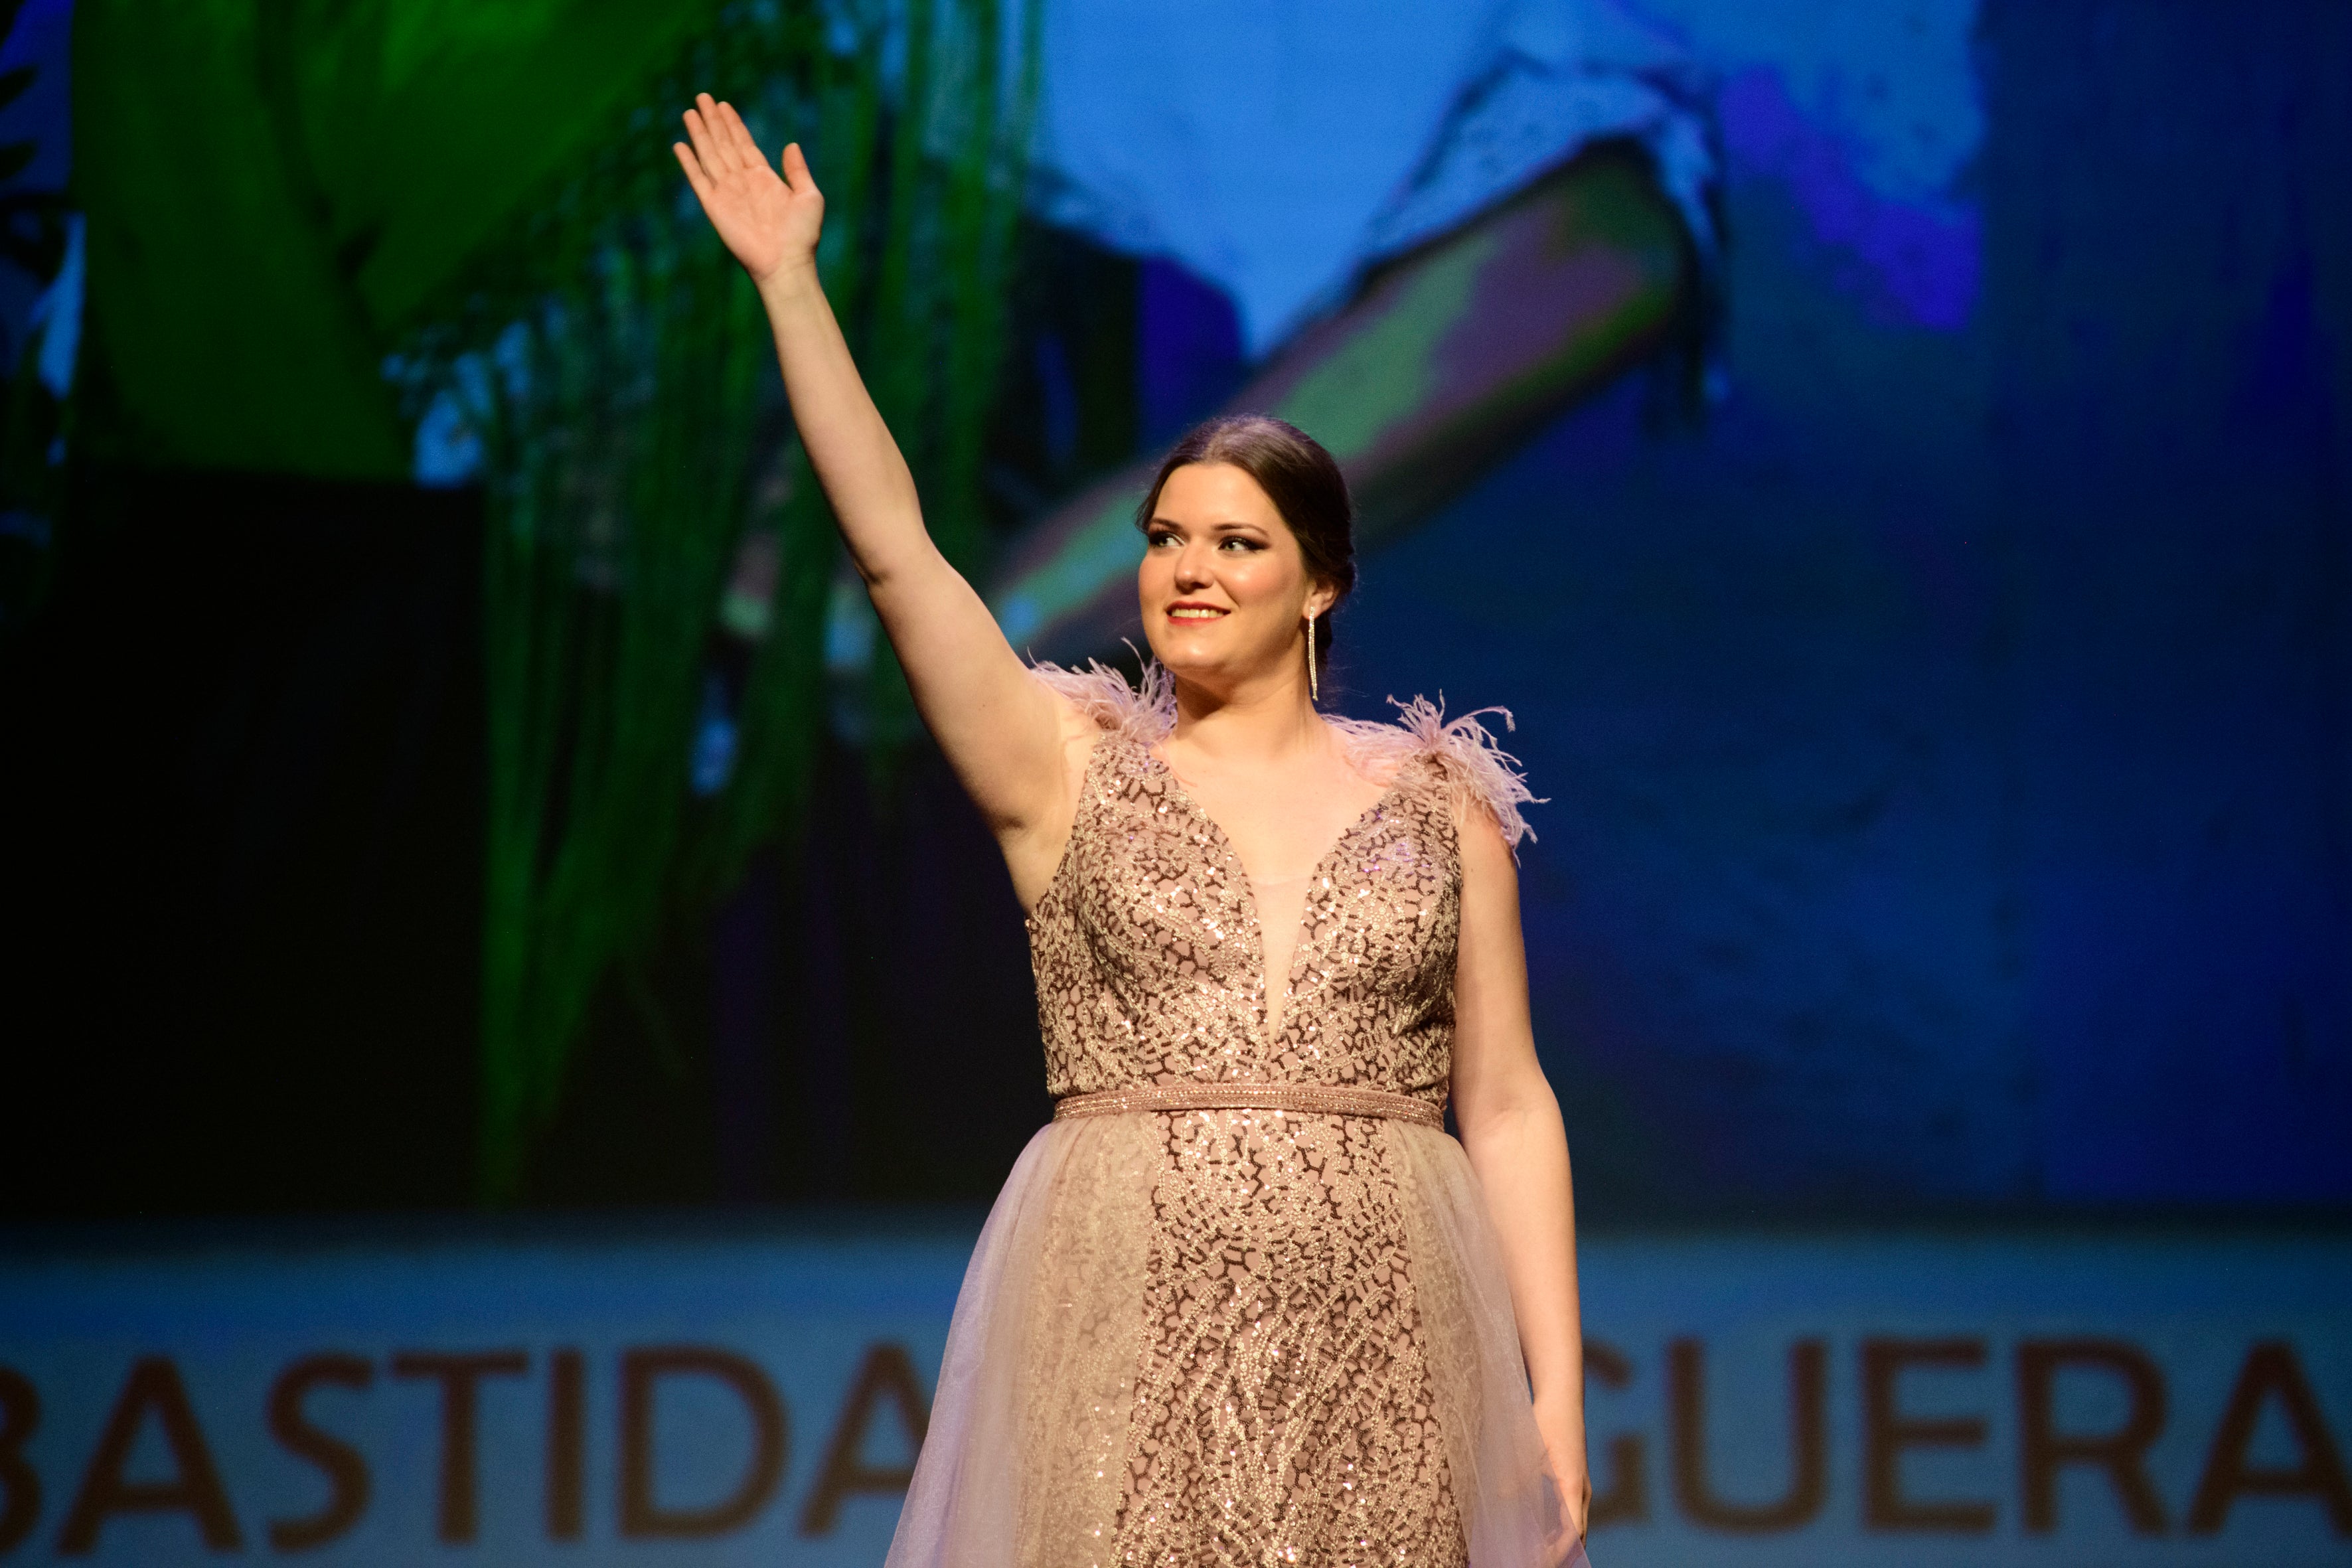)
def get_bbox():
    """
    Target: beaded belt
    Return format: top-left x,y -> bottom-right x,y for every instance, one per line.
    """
1053,1081 -> 1446,1130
